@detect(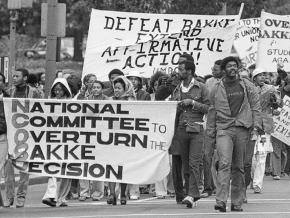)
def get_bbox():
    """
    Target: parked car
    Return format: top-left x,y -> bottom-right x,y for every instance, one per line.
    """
24,38 -> 74,60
